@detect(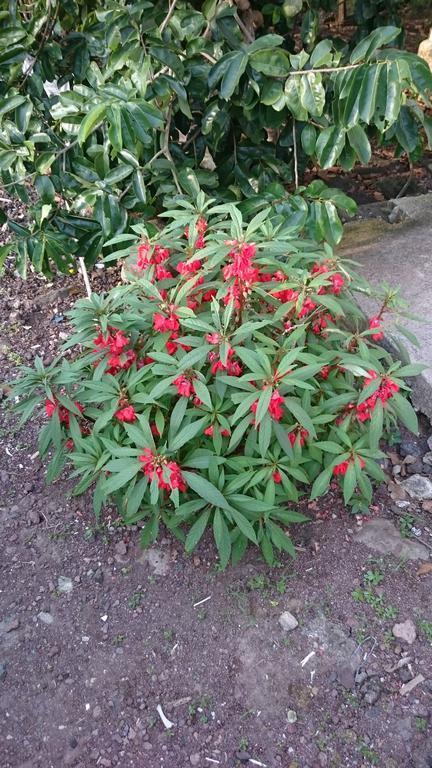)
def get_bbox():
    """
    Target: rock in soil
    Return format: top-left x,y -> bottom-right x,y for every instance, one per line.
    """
402,474 -> 432,500
392,619 -> 417,645
37,611 -> 54,625
278,611 -> 298,631
0,663 -> 6,682
355,518 -> 429,560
